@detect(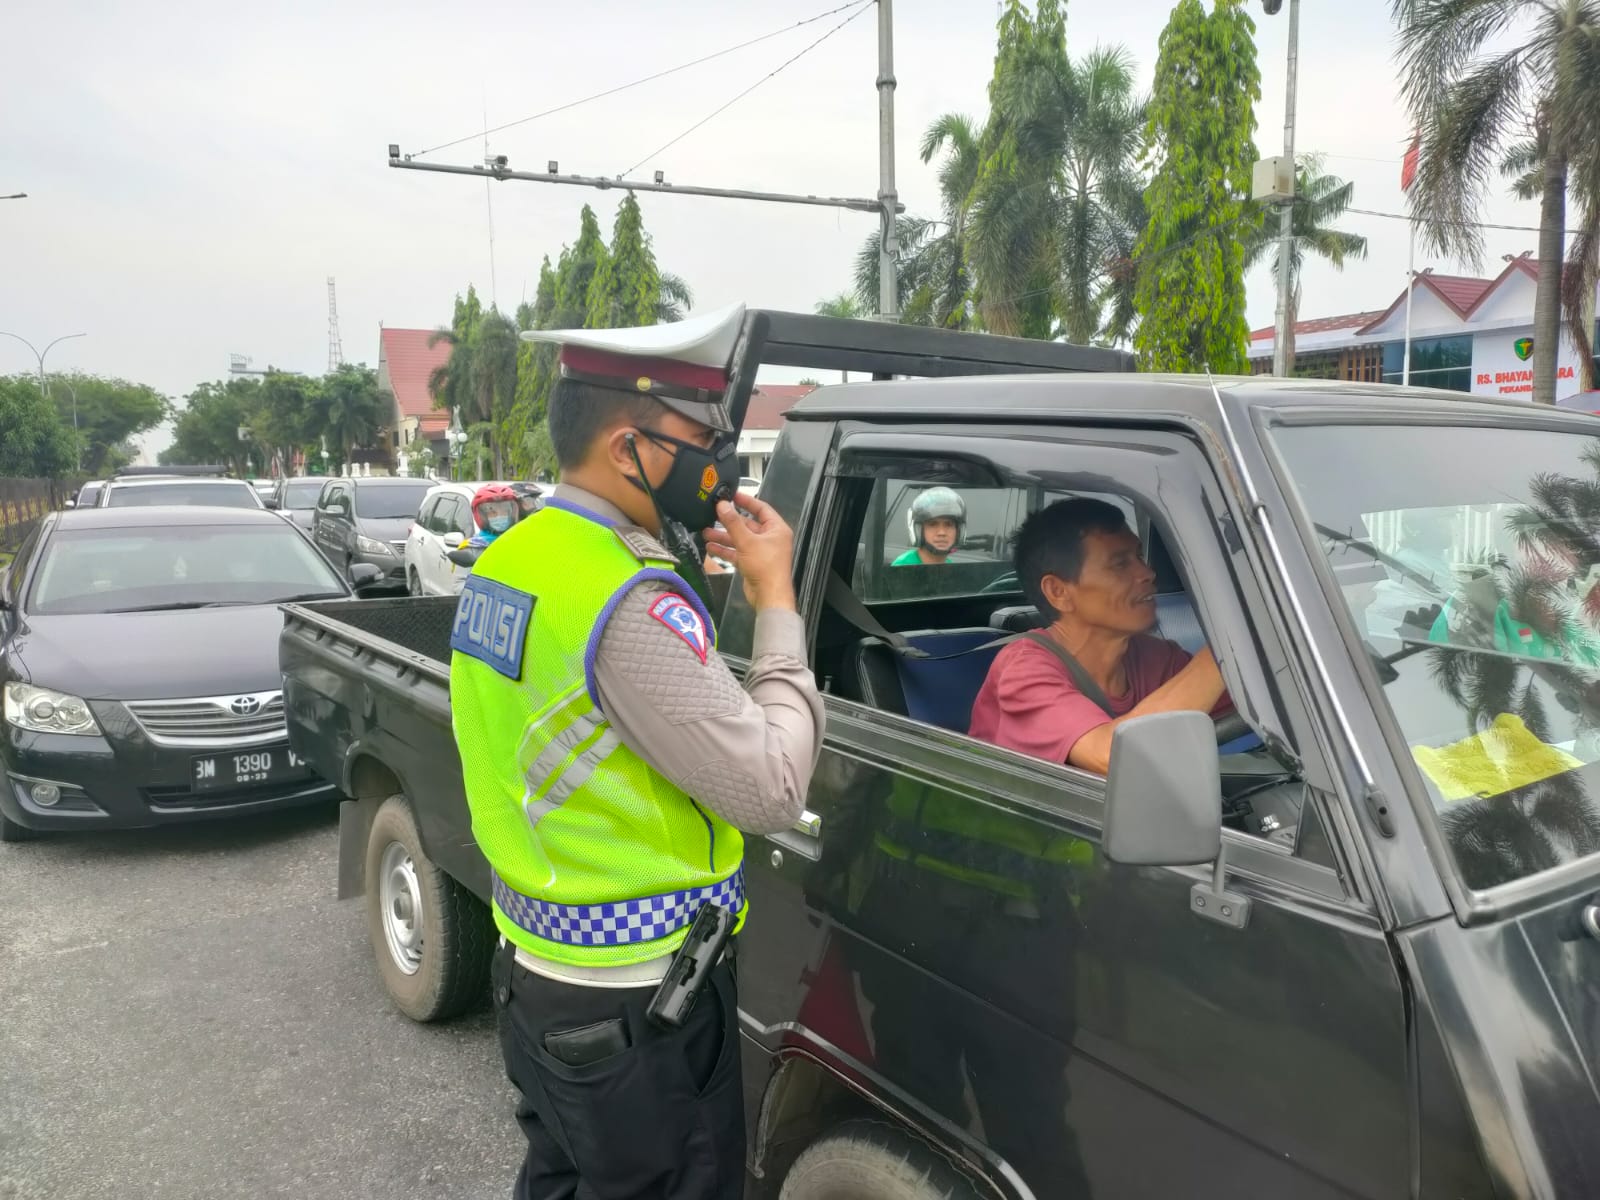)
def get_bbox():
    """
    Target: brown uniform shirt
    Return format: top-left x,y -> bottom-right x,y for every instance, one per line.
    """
557,484 -> 824,836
